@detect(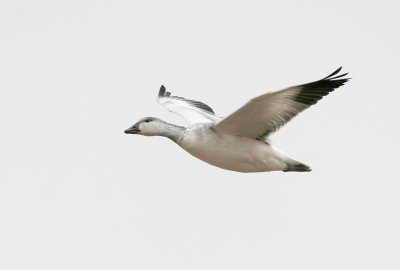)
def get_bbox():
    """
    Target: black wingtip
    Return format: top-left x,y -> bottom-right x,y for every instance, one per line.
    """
320,67 -> 350,83
323,67 -> 343,80
330,72 -> 348,80
323,67 -> 350,83
158,85 -> 166,97
292,67 -> 350,106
